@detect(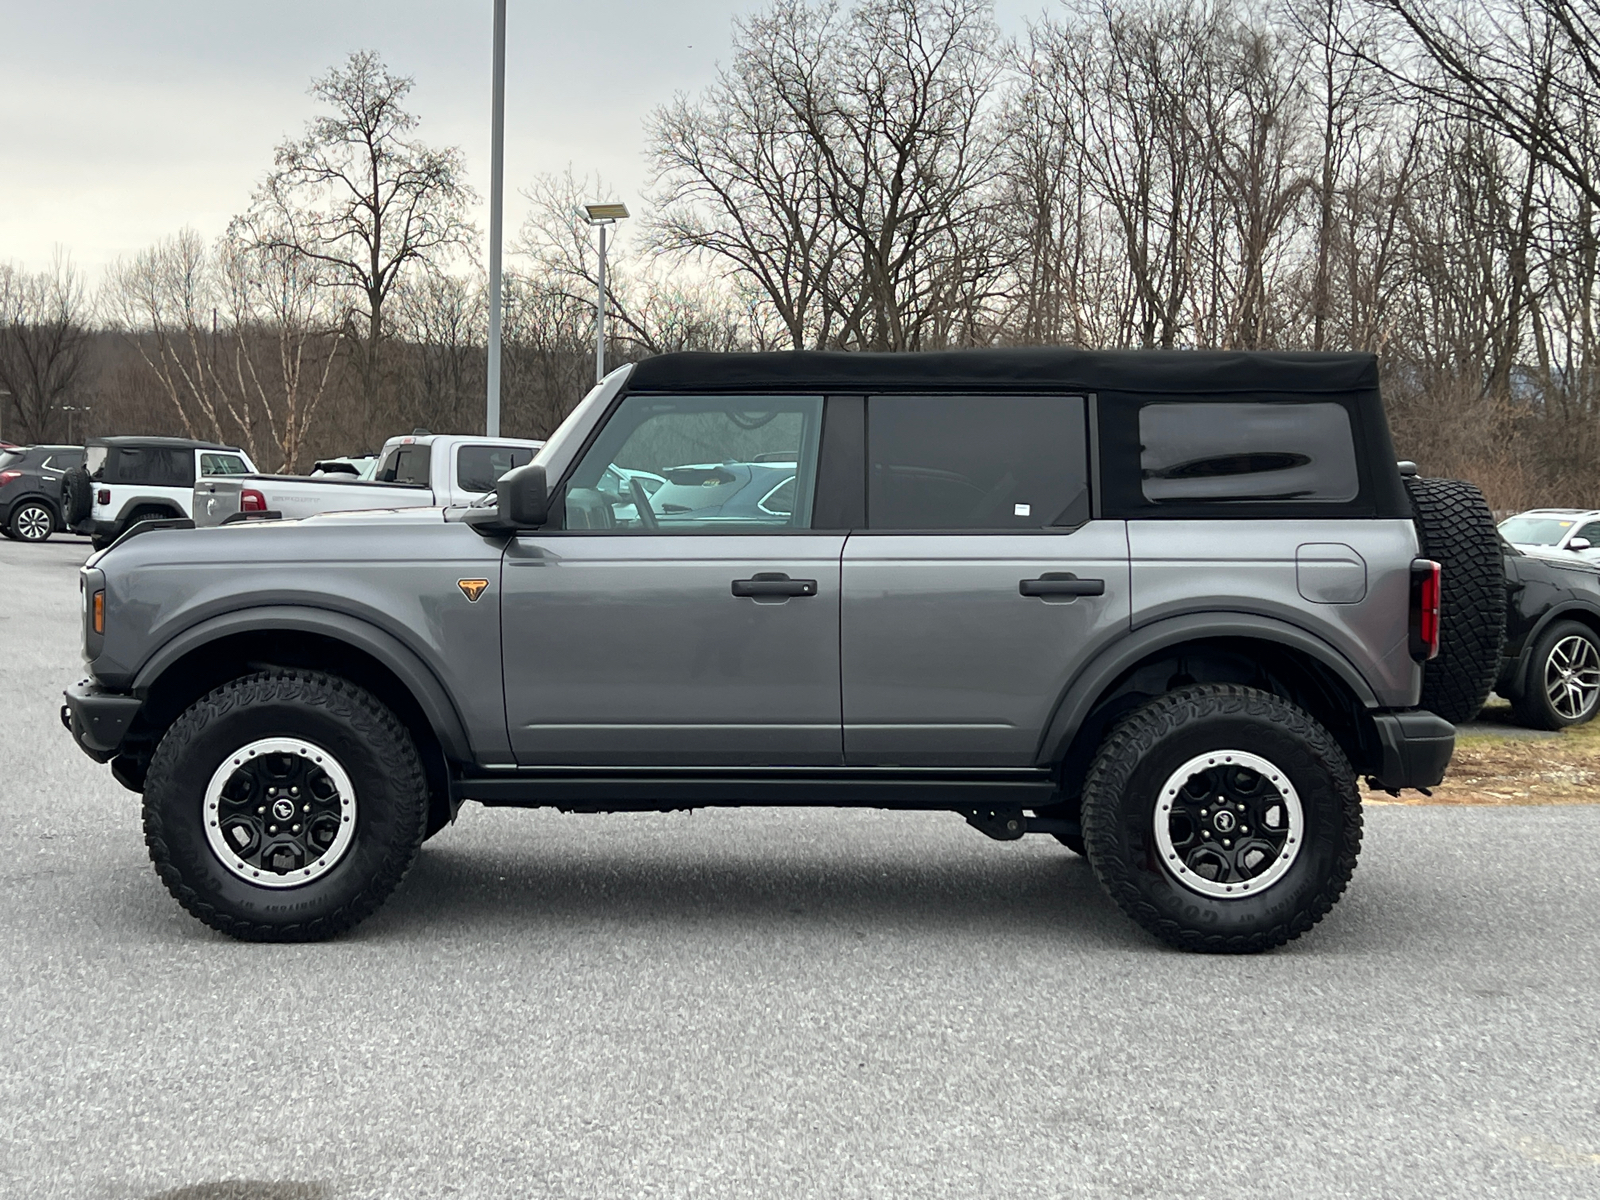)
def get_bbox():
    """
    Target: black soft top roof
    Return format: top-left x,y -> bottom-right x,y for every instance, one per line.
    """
87,435 -> 237,451
626,348 -> 1380,395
